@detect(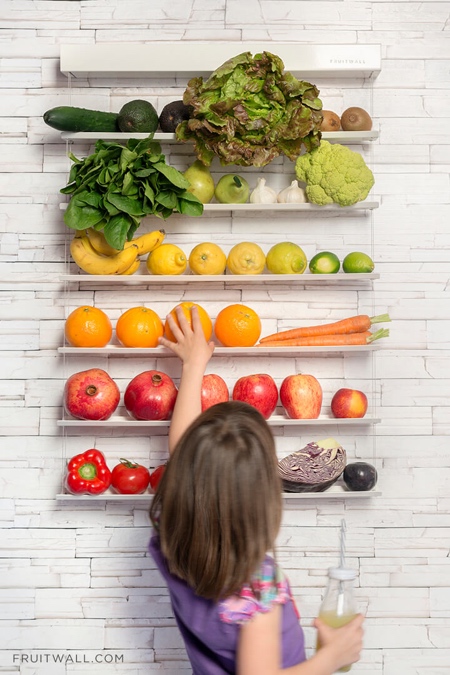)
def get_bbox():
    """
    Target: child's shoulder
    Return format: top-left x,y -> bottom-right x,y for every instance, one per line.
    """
219,555 -> 292,625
